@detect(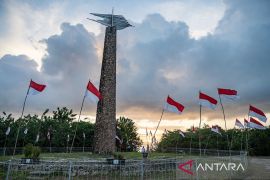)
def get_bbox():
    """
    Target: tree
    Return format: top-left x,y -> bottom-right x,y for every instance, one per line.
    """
116,117 -> 142,152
